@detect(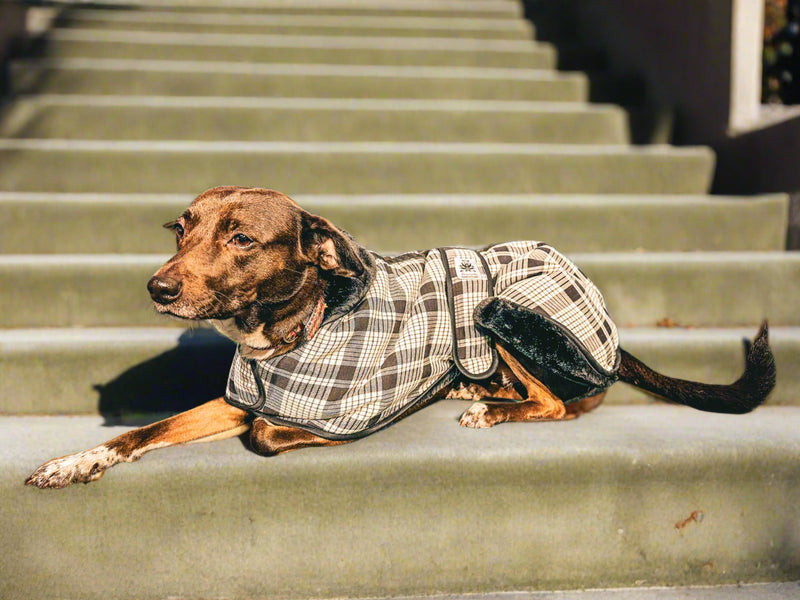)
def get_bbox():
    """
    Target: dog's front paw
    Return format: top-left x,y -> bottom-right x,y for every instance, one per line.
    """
25,446 -> 117,489
459,403 -> 496,428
